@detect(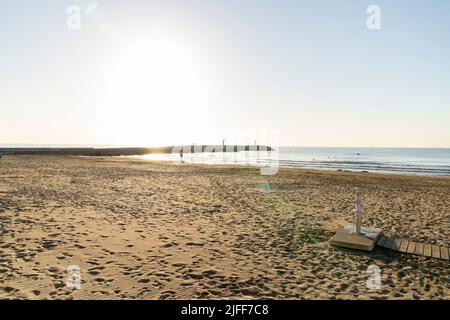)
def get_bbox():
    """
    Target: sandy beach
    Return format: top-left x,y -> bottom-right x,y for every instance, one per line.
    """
0,155 -> 449,300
